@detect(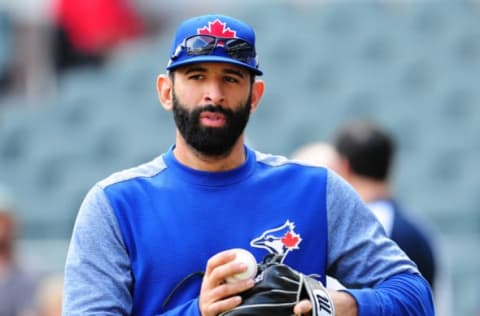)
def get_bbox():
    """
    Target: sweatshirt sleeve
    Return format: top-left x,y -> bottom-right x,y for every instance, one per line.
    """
345,272 -> 435,316
63,185 -> 204,316
63,184 -> 133,315
325,170 -> 435,315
